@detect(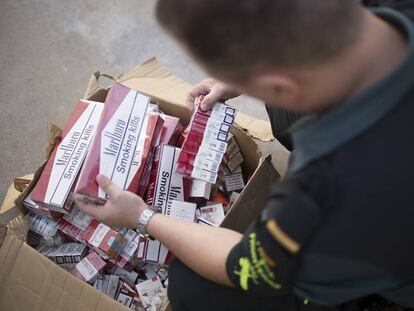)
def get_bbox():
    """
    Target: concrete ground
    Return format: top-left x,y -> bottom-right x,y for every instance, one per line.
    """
0,0 -> 289,204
